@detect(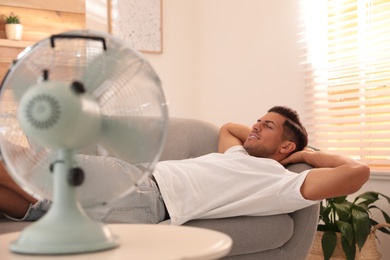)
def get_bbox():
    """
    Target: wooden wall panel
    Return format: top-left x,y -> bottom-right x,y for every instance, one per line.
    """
0,46 -> 24,82
0,63 -> 12,83
0,0 -> 86,82
0,0 -> 85,14
0,46 -> 23,63
0,6 -> 86,41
